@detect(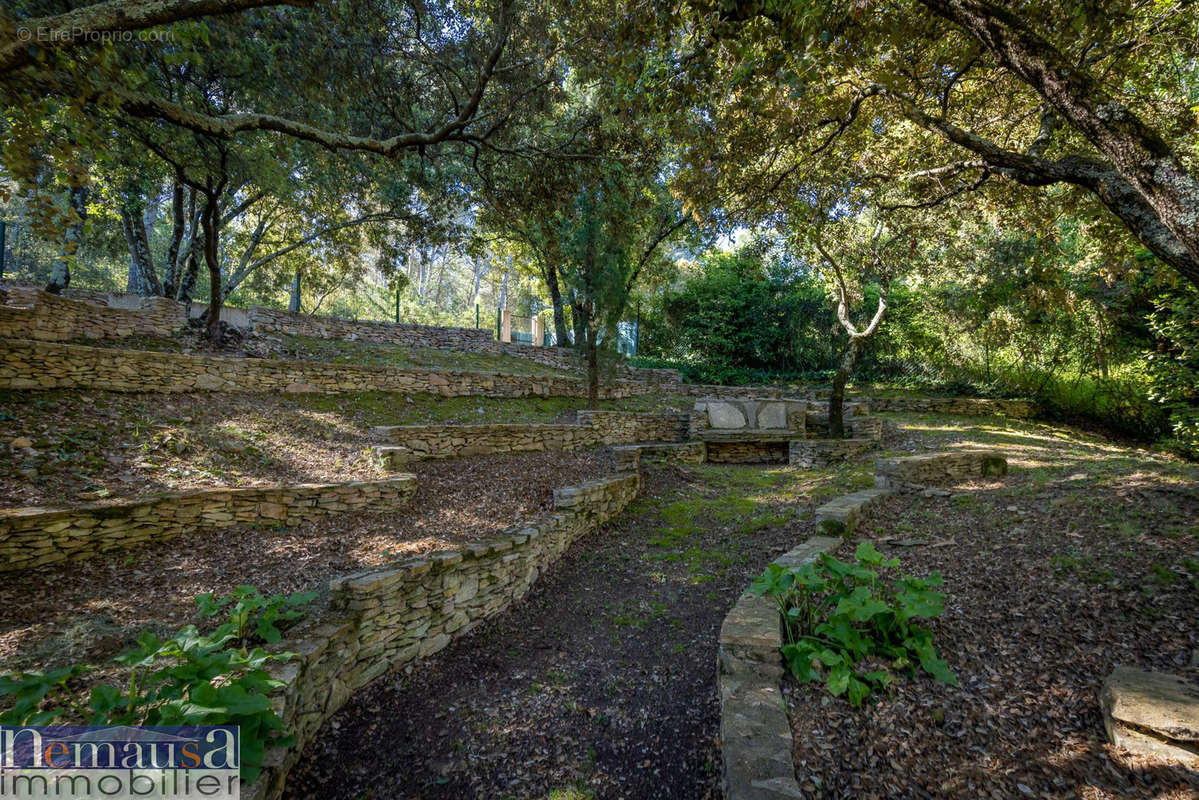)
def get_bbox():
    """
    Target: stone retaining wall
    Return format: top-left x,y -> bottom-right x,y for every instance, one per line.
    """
612,441 -> 707,472
0,477 -> 417,572
706,441 -> 790,464
247,306 -> 495,350
373,411 -> 693,463
718,536 -> 840,800
813,488 -> 894,536
788,438 -> 877,468
869,396 -> 1037,418
0,339 -> 659,398
802,415 -> 881,441
0,289 -> 185,341
249,472 -> 641,800
874,450 -> 1008,489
